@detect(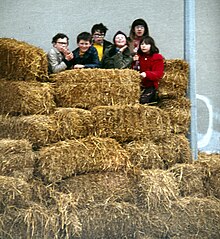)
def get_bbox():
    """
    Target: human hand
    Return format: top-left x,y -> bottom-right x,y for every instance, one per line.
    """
74,64 -> 85,69
133,54 -> 139,61
119,45 -> 128,53
65,52 -> 74,61
140,72 -> 146,78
